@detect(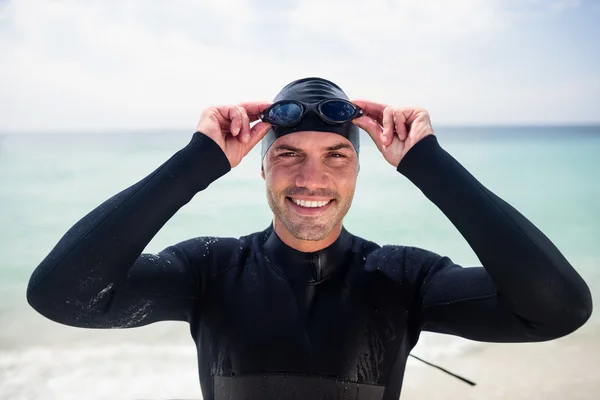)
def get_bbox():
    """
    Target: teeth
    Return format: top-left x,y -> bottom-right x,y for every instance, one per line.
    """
292,198 -> 330,208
